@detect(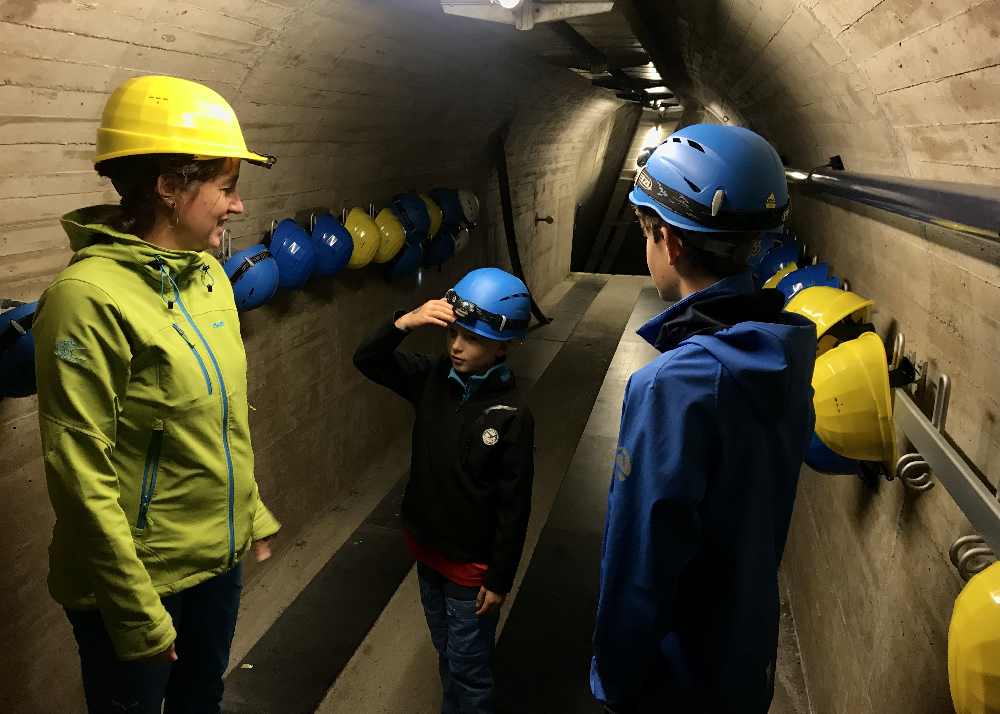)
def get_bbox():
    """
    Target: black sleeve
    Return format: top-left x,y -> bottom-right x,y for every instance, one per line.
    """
486,408 -> 535,594
353,315 -> 435,405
